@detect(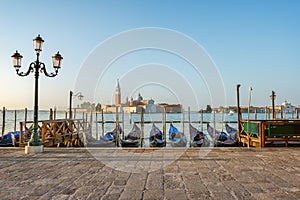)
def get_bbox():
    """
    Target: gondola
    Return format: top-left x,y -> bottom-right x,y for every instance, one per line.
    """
207,124 -> 228,141
168,123 -> 187,147
207,124 -> 237,146
0,131 -> 21,147
149,124 -> 165,147
189,124 -> 204,147
121,123 -> 141,147
87,125 -> 122,147
225,124 -> 238,140
224,124 -> 238,146
207,124 -> 228,146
